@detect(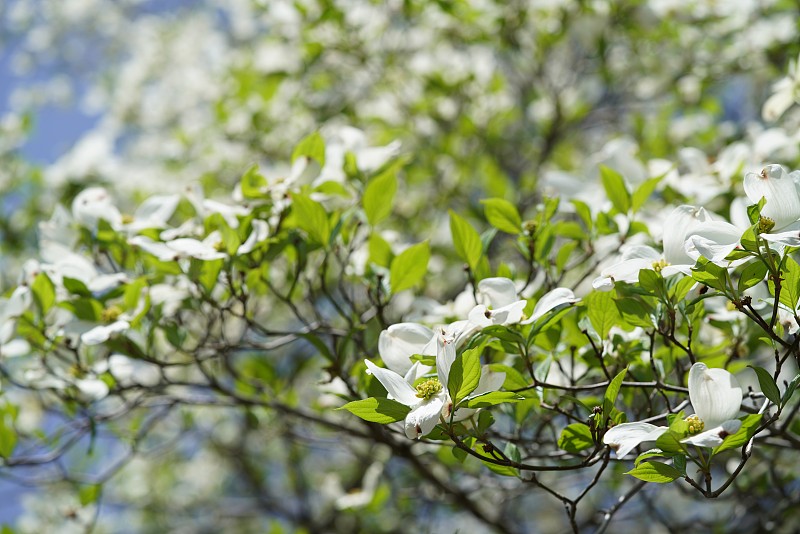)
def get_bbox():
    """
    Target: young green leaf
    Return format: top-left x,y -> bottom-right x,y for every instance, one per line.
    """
292,131 -> 326,167
558,423 -> 594,453
738,261 -> 768,294
338,398 -> 410,424
748,366 -> 781,406
389,241 -> 430,293
585,290 -> 621,339
31,272 -> 56,315
449,210 -> 483,270
462,391 -> 523,409
363,170 -> 398,225
291,194 -> 331,246
603,368 -> 628,415
625,461 -> 682,483
449,347 -> 482,405
599,165 -> 631,214
712,414 -> 762,455
481,198 -> 522,234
